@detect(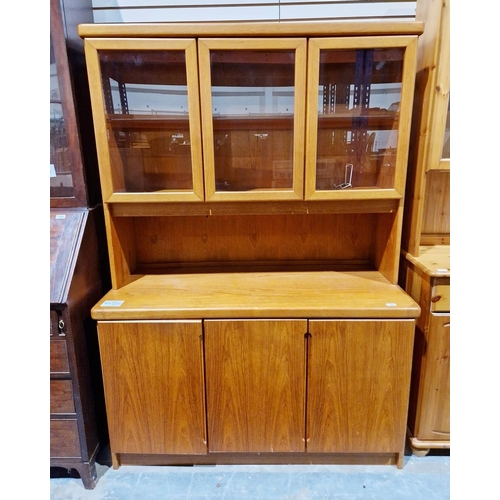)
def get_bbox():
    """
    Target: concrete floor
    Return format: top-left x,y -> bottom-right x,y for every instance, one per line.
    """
49,448 -> 450,499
